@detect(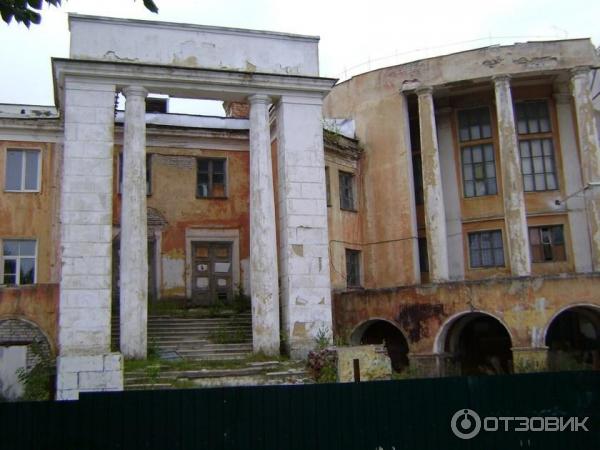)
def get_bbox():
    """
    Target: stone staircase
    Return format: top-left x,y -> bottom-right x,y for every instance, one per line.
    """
111,313 -> 253,360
